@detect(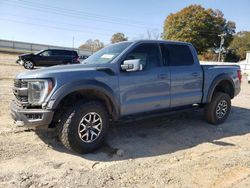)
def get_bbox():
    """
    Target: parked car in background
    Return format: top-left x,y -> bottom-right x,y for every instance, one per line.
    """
16,49 -> 80,69
79,55 -> 90,60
